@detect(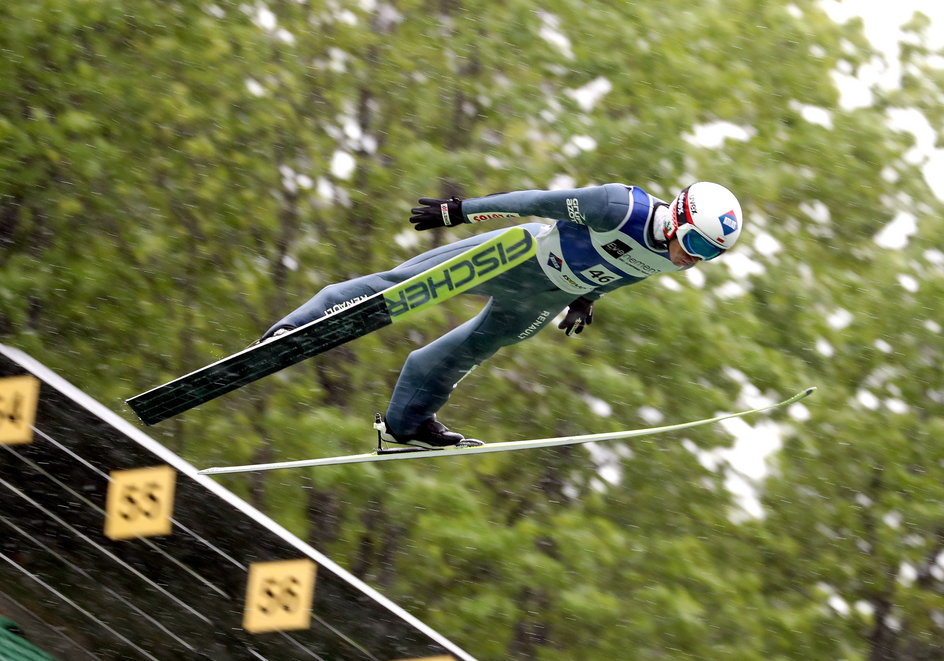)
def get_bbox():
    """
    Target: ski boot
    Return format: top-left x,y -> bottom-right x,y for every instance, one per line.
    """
374,414 -> 484,450
247,325 -> 295,349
